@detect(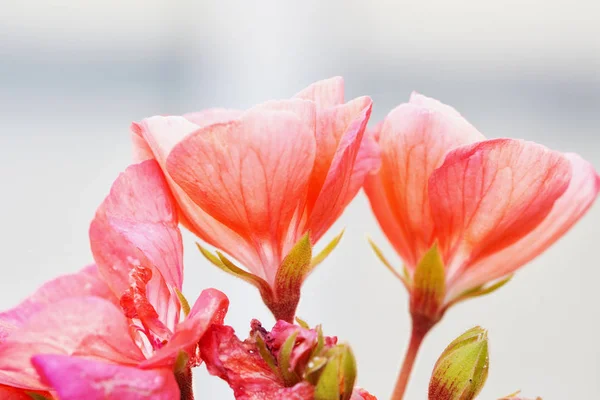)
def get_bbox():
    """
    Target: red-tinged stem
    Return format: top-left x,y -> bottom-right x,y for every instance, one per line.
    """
391,318 -> 434,400
176,367 -> 194,400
